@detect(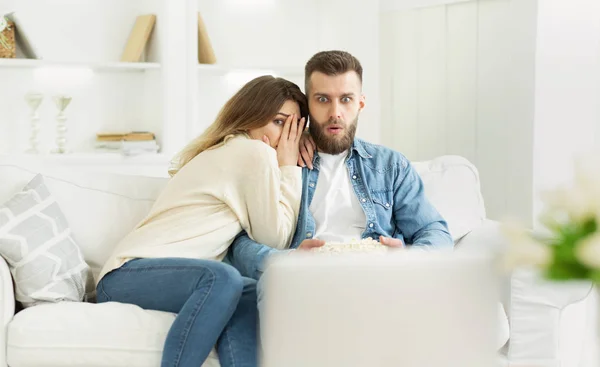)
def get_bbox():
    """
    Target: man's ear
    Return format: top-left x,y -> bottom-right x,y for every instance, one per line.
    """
359,94 -> 366,111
